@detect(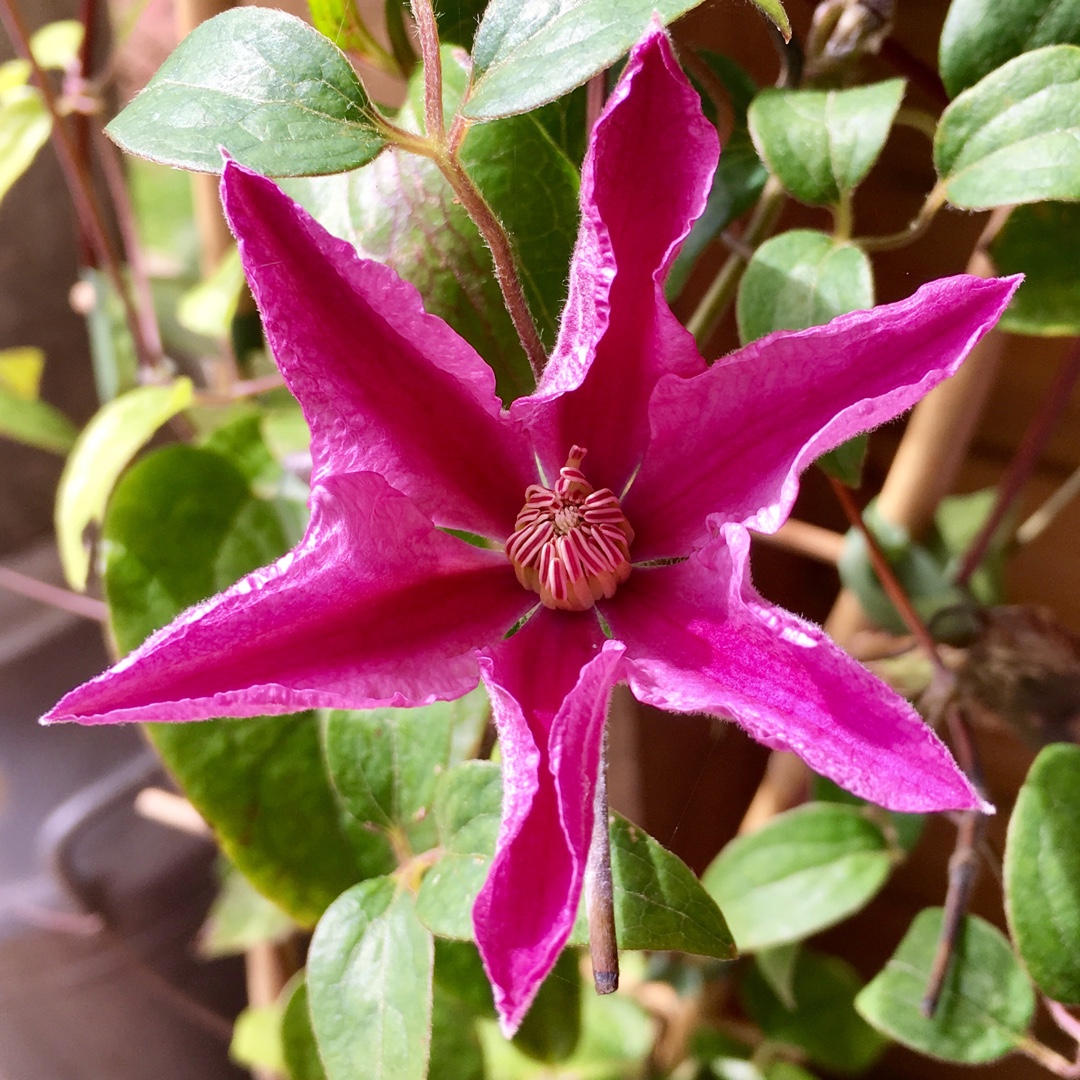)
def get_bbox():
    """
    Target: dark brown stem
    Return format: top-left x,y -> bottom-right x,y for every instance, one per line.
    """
0,0 -> 155,369
955,339 -> 1080,587
0,565 -> 108,621
585,730 -> 618,995
410,0 -> 443,139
